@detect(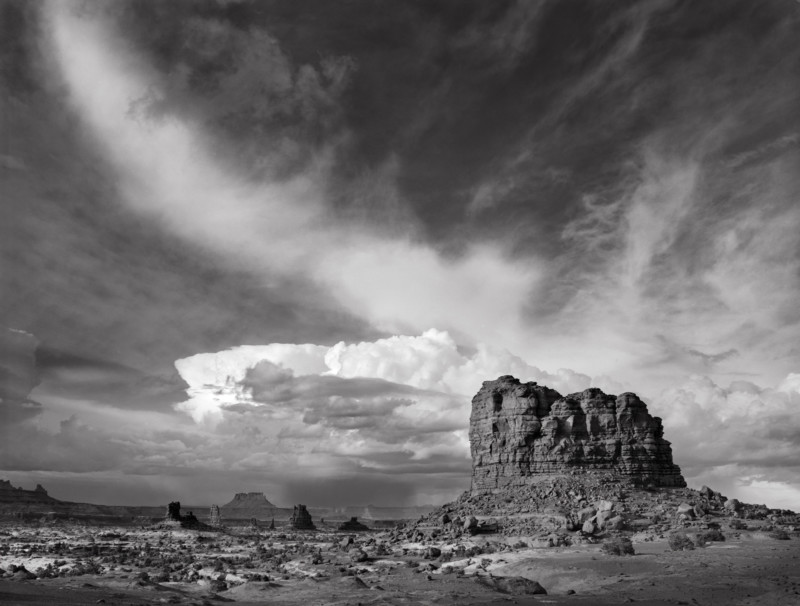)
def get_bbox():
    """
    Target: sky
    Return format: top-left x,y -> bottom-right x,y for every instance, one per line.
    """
1,0 -> 799,509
